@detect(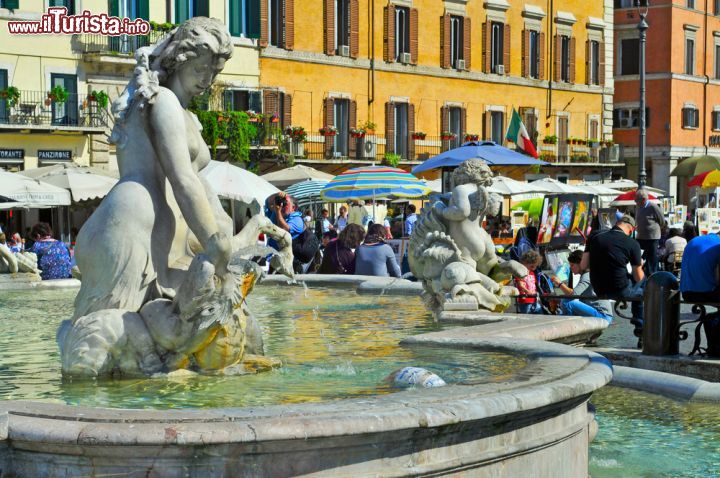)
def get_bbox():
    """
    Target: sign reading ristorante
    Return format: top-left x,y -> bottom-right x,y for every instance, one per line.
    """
0,149 -> 24,160
38,150 -> 72,160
